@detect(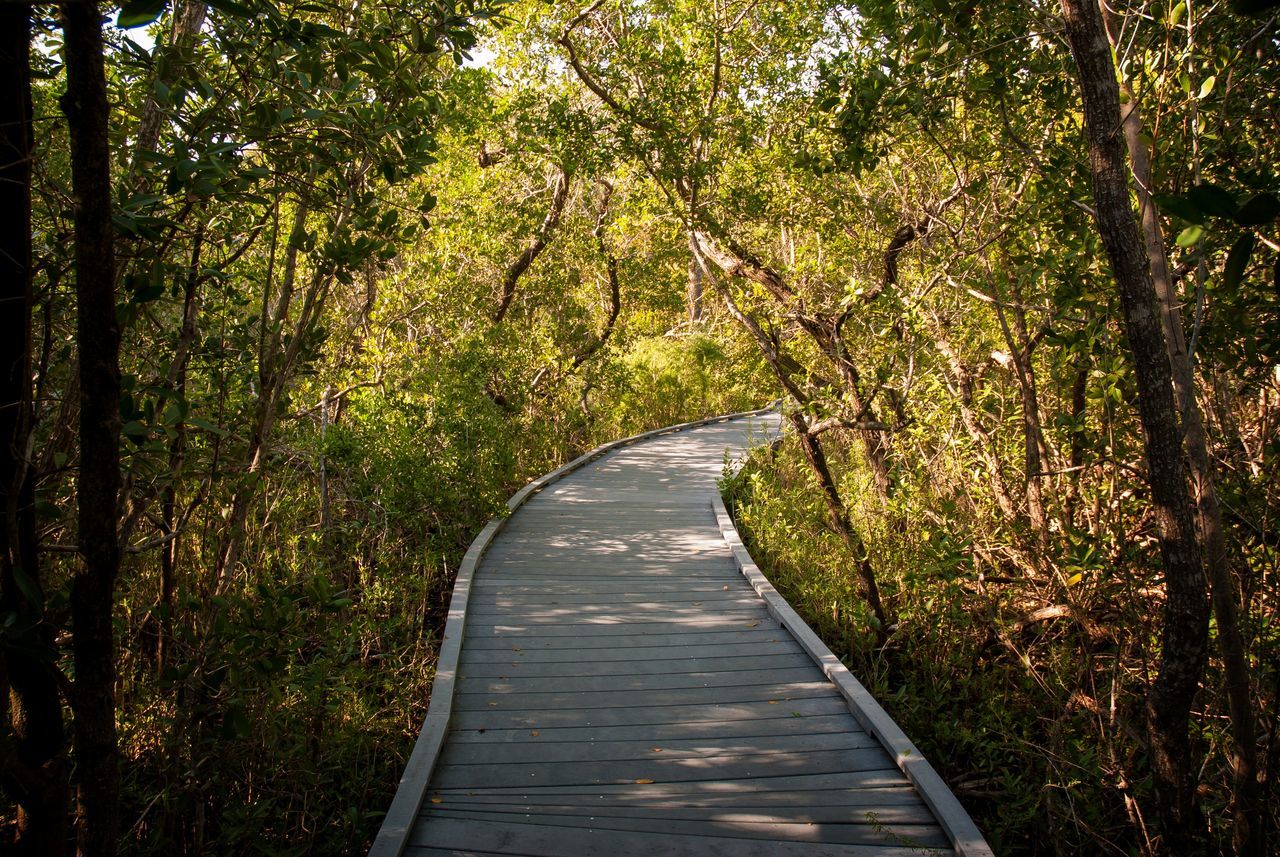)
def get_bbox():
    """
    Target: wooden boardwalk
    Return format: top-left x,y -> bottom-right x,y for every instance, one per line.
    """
372,412 -> 992,857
